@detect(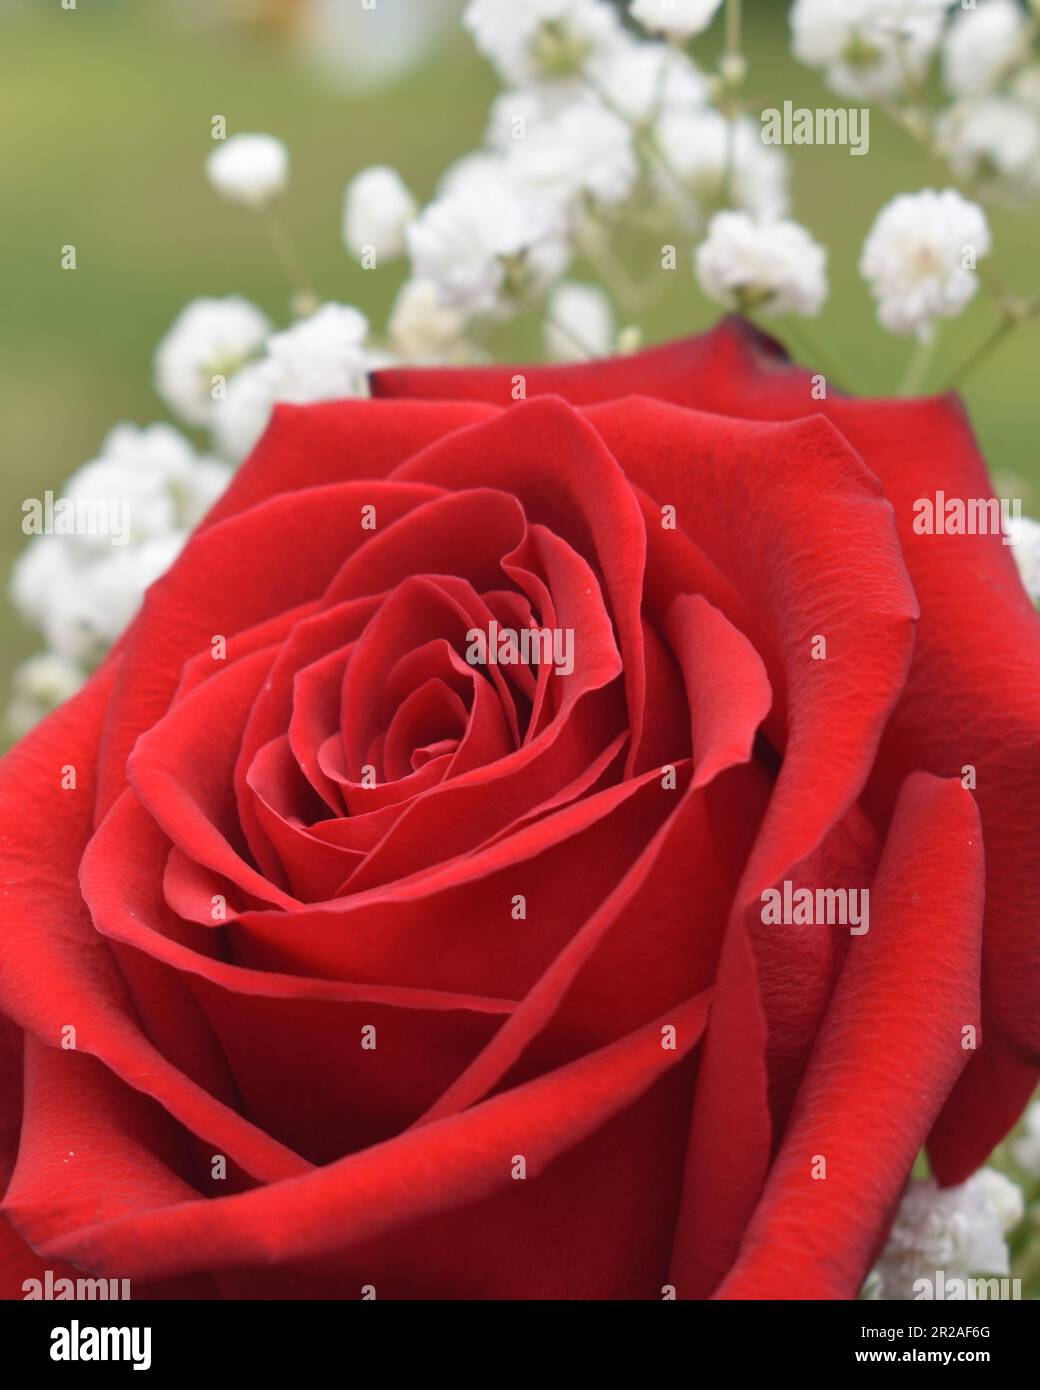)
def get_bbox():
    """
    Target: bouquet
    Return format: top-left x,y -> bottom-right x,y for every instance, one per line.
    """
3,0 -> 1040,1308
